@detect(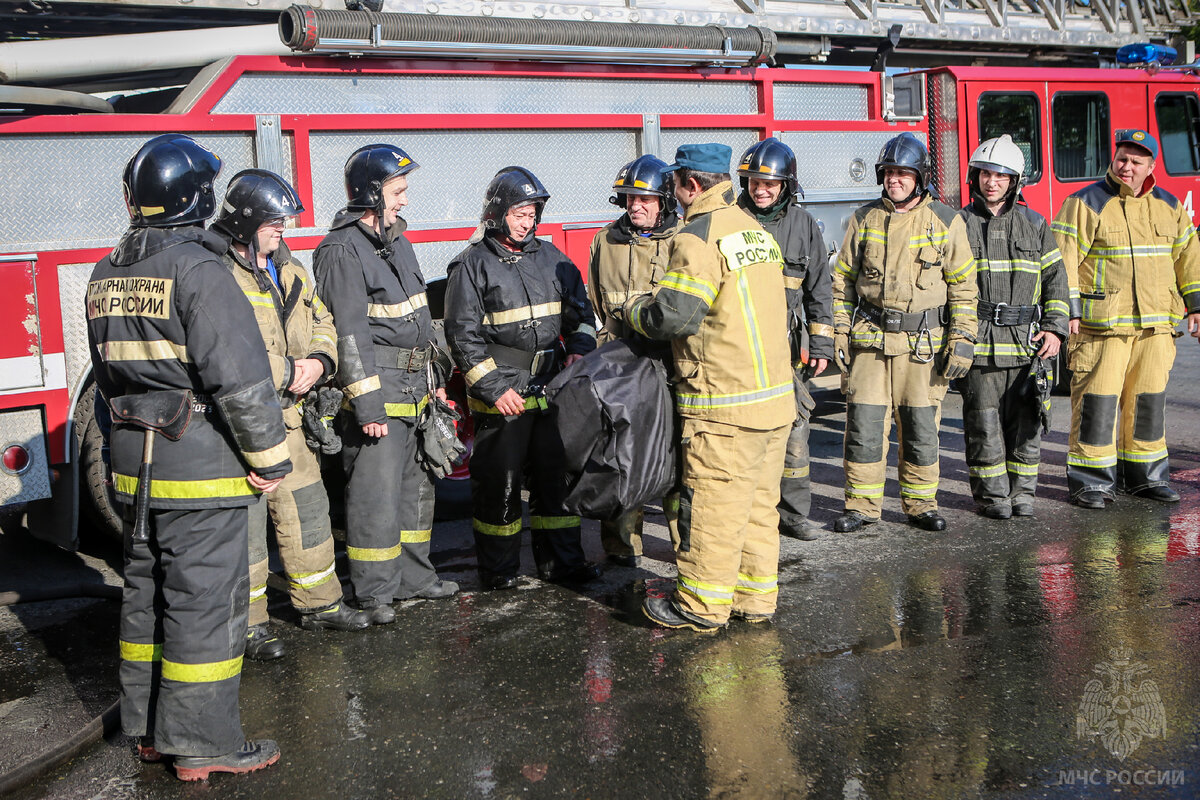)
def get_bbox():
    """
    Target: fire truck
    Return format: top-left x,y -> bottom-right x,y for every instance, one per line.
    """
1,0 -> 1197,548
